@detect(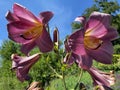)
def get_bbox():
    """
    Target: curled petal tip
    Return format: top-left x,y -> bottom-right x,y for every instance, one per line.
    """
40,11 -> 54,24
74,16 -> 86,24
13,3 -> 26,9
